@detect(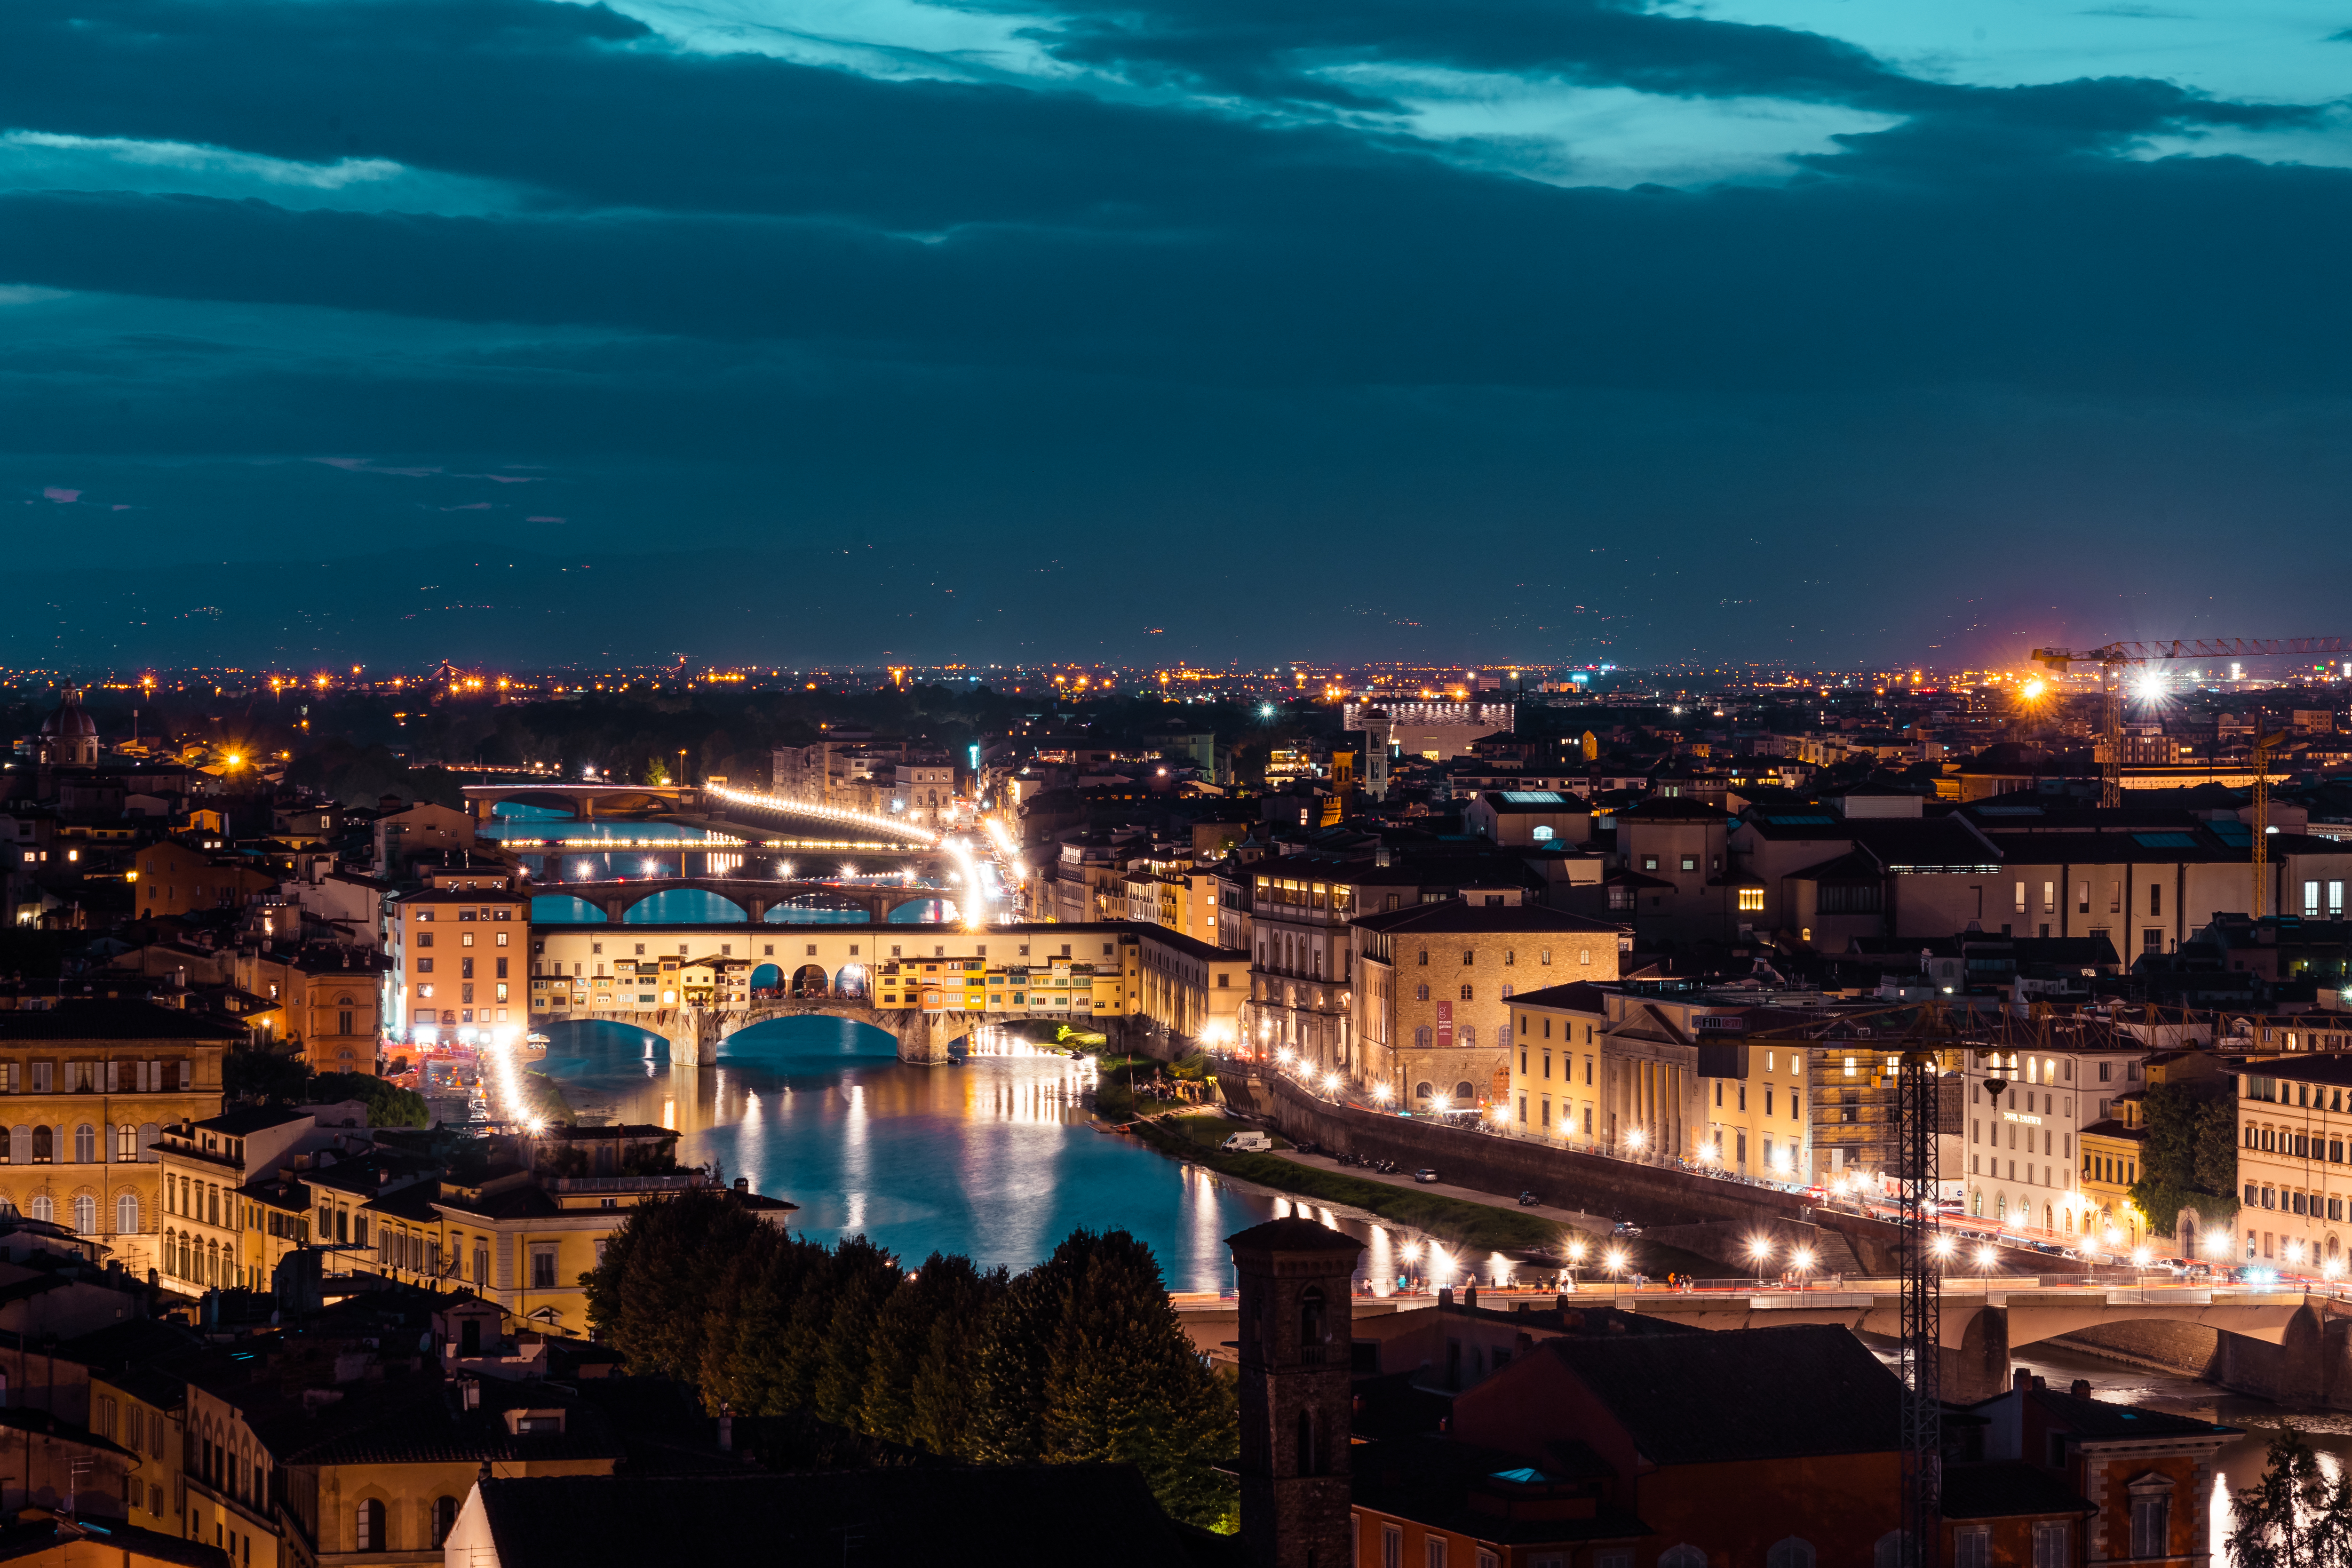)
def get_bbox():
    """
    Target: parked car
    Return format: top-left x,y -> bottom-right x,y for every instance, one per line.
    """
1413,1168 -> 1440,1184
